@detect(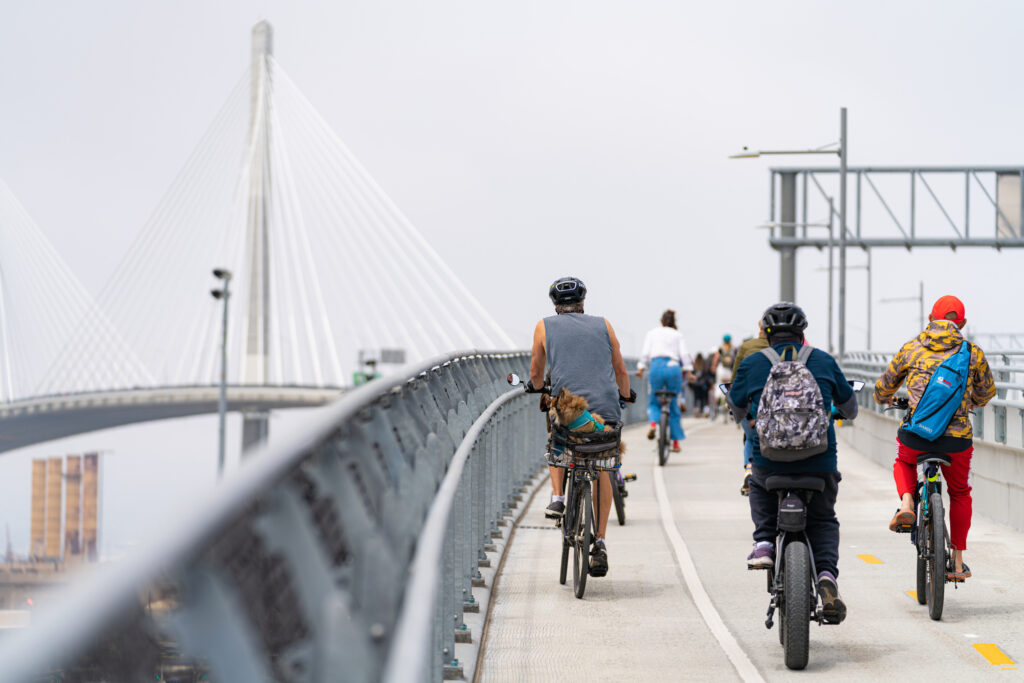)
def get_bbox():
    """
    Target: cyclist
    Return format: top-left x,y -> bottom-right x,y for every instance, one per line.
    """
636,309 -> 692,453
727,302 -> 857,624
529,276 -> 635,577
873,295 -> 995,581
713,334 -> 737,419
732,320 -> 770,494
